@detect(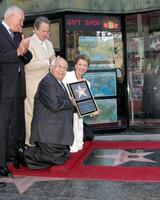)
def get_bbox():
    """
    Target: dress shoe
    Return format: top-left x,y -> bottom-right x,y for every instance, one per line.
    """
0,166 -> 13,177
0,182 -> 6,188
14,147 -> 27,169
13,159 -> 20,169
